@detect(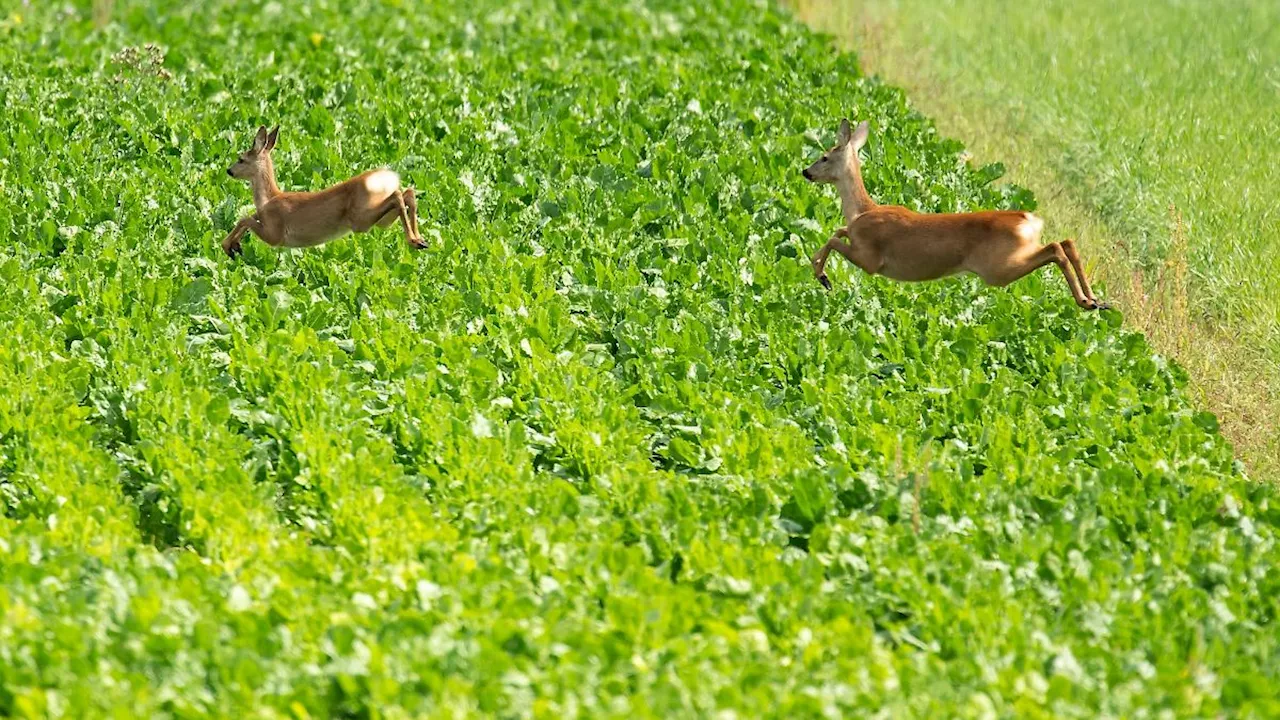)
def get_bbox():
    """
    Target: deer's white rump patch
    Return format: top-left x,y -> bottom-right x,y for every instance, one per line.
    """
1017,213 -> 1045,242
364,169 -> 400,197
